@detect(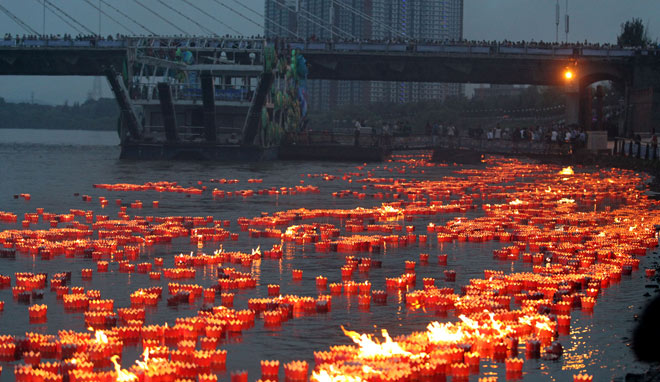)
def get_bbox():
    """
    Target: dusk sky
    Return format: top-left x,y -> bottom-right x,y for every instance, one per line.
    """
1,0 -> 659,104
